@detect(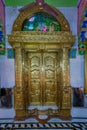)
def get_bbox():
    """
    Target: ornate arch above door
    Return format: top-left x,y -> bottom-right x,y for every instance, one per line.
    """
12,0 -> 70,32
